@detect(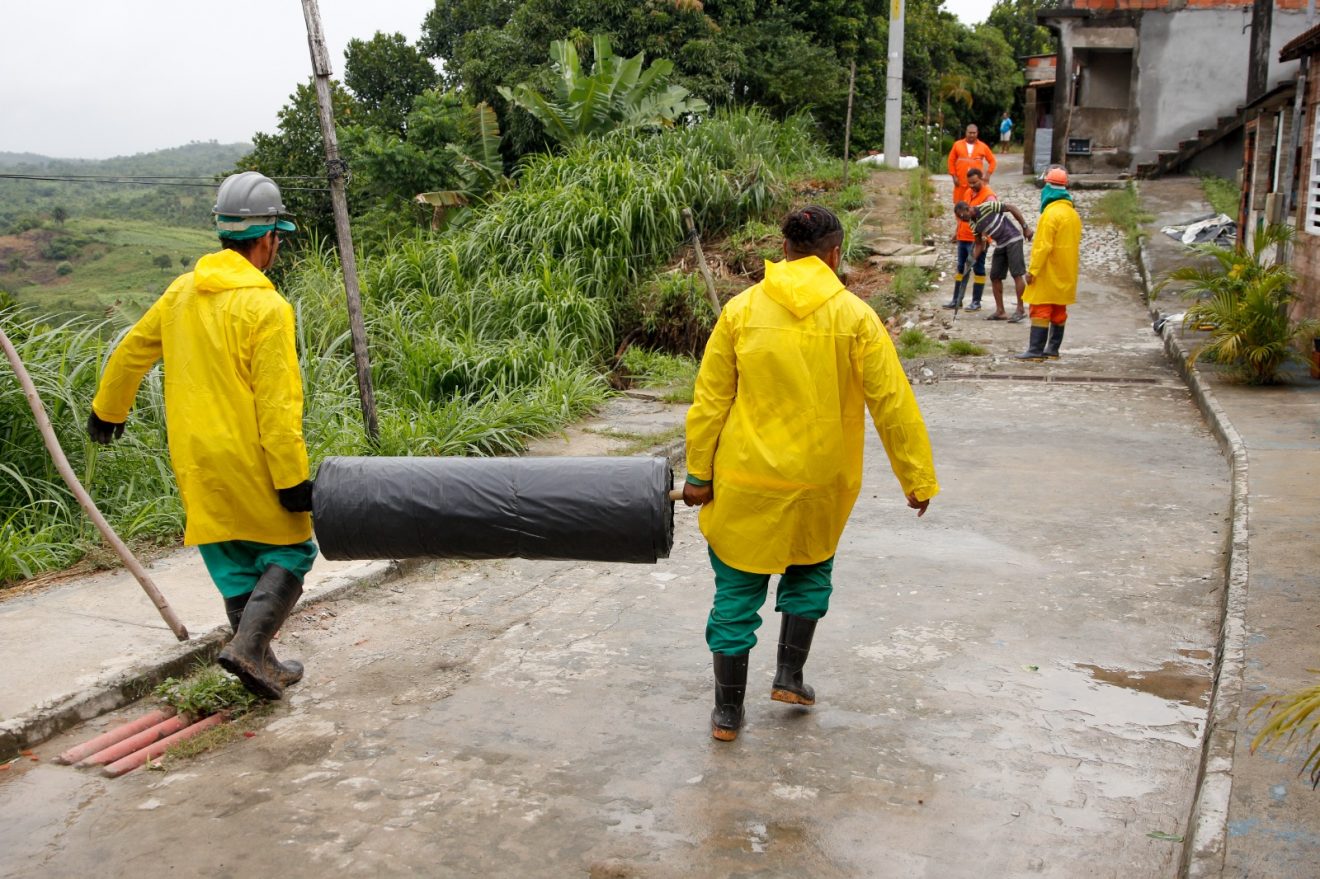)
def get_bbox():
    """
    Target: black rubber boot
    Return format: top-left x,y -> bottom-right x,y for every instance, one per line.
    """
1043,322 -> 1066,359
941,280 -> 965,310
968,280 -> 985,310
218,565 -> 304,700
223,591 -> 304,689
1015,325 -> 1049,361
711,652 -> 749,742
771,613 -> 818,705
